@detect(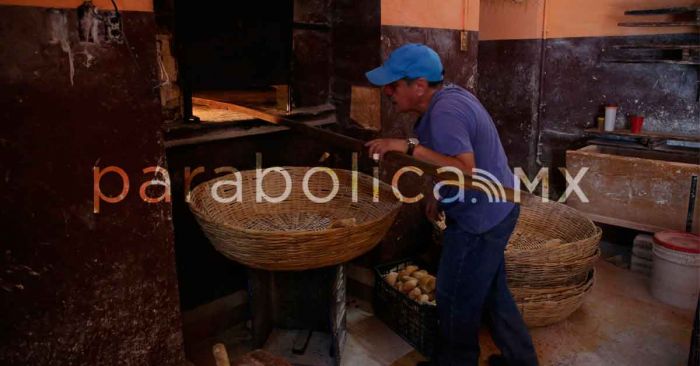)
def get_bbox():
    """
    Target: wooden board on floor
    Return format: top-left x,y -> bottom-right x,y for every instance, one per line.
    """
390,350 -> 427,366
